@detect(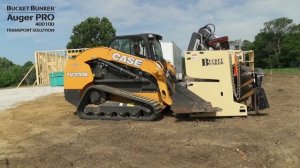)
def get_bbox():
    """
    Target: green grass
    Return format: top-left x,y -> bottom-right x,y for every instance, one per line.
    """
264,68 -> 300,75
